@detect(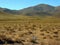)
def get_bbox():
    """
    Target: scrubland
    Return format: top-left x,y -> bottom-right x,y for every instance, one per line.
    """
0,16 -> 60,45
